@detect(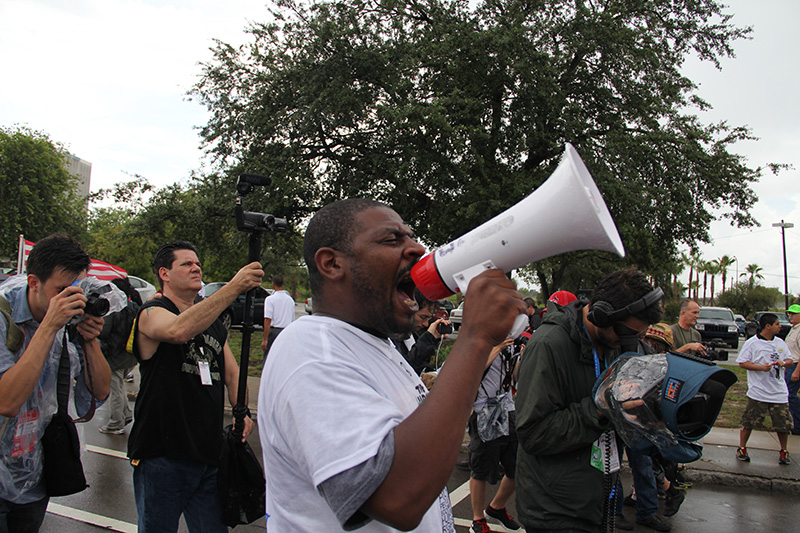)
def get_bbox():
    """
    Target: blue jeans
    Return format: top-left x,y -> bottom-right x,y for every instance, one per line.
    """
133,456 -> 227,533
785,364 -> 800,430
626,448 -> 658,521
0,496 -> 49,533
